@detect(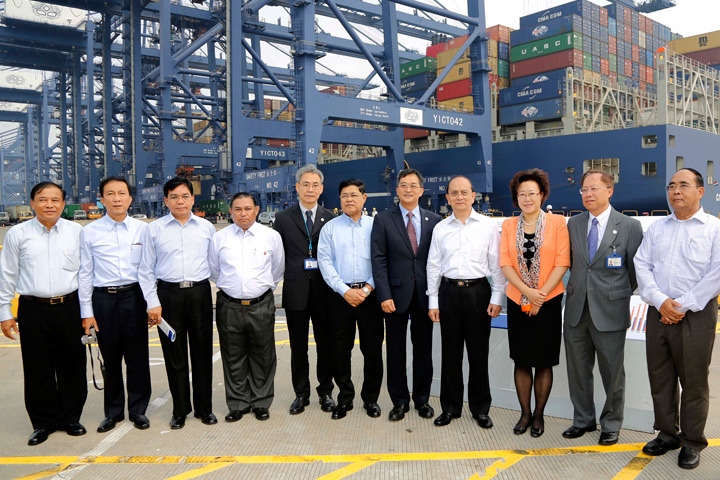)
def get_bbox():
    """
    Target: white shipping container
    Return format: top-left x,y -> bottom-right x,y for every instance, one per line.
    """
3,0 -> 86,30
